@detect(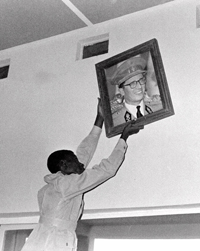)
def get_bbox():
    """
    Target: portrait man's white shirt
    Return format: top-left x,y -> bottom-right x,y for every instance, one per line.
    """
125,100 -> 145,117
